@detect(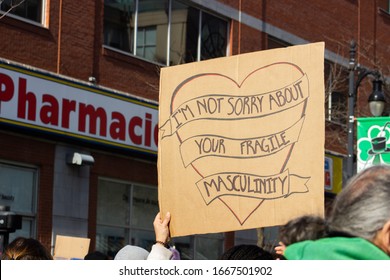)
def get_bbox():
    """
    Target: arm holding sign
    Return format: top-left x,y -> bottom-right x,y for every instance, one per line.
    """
147,212 -> 173,260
